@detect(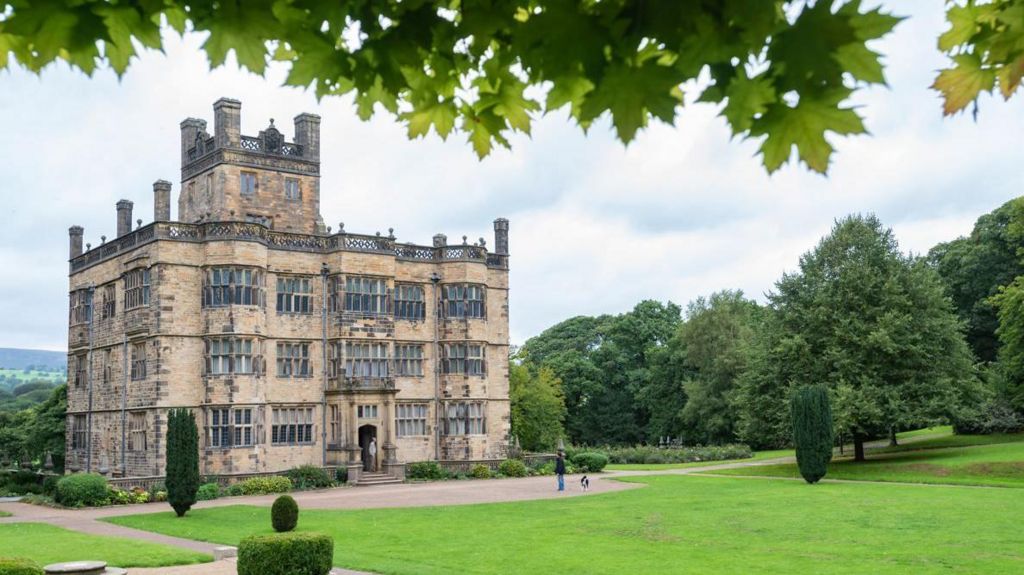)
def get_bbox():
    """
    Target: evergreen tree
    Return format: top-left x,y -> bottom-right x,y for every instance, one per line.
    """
791,386 -> 833,484
166,408 -> 200,517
